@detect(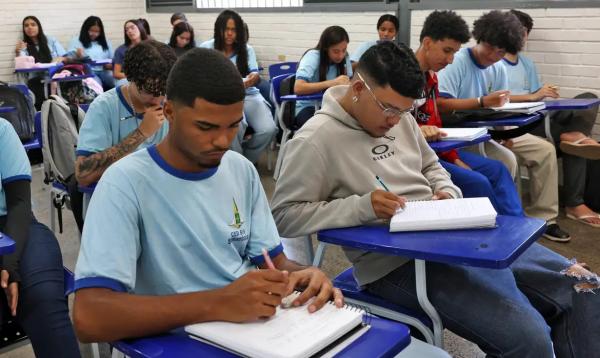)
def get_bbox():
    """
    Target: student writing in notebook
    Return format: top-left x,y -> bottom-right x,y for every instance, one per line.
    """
294,26 -> 353,128
502,9 -> 600,228
73,48 -> 342,343
413,10 -> 523,216
271,41 -> 600,358
436,11 -> 570,242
